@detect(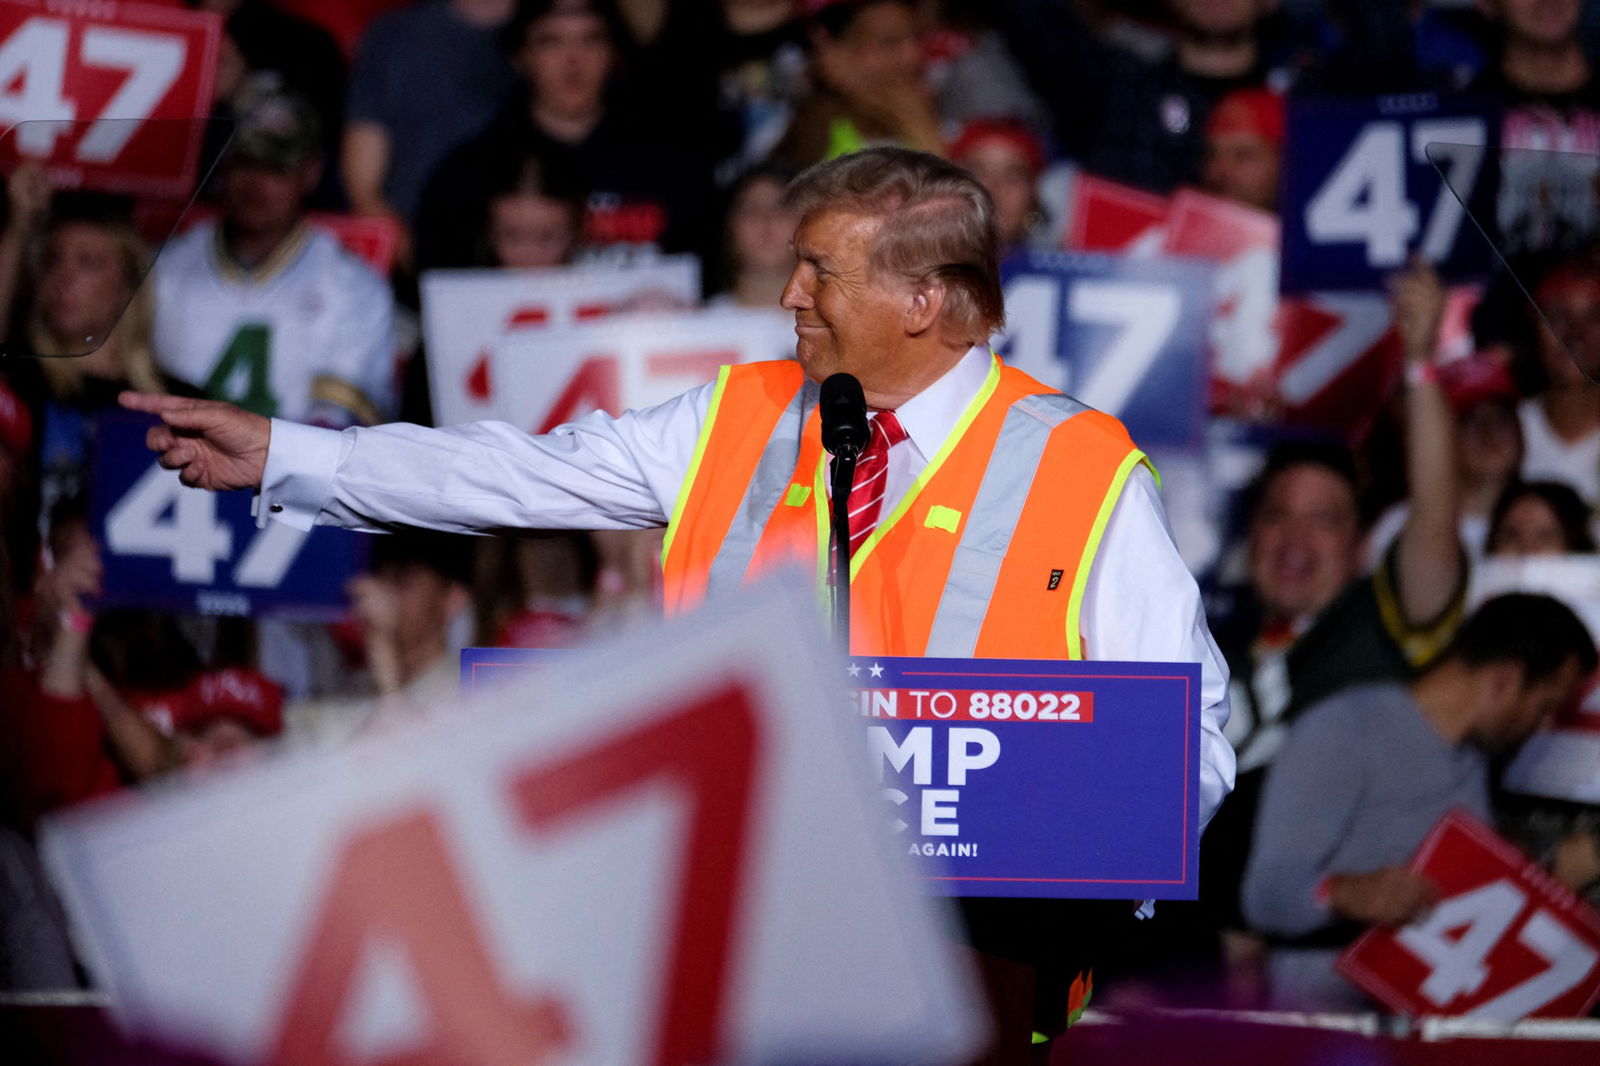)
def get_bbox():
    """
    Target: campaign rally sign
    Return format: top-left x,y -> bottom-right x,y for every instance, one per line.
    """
42,580 -> 988,1066
1282,93 -> 1497,293
466,648 -> 1202,900
0,0 -> 221,198
489,309 -> 791,435
1338,811 -> 1600,1020
1165,188 -> 1410,432
997,249 -> 1212,450
1064,173 -> 1168,254
421,258 -> 701,426
89,411 -> 365,619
